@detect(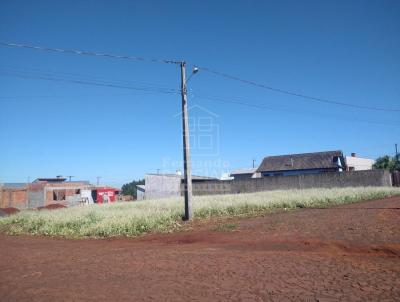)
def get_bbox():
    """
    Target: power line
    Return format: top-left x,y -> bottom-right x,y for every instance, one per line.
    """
0,70 -> 179,95
195,66 -> 400,113
0,42 -> 180,65
193,93 -> 400,127
1,42 -> 399,113
0,64 -> 179,91
0,66 -> 180,94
